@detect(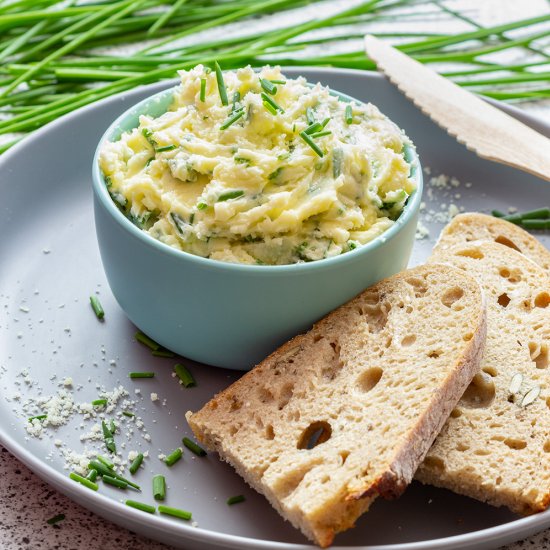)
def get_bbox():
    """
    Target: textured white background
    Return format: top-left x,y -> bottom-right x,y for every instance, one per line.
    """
1,0 -> 549,548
